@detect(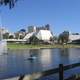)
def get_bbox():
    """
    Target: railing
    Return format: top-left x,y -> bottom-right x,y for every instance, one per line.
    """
42,63 -> 80,80
6,62 -> 80,80
18,62 -> 80,80
41,63 -> 80,80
